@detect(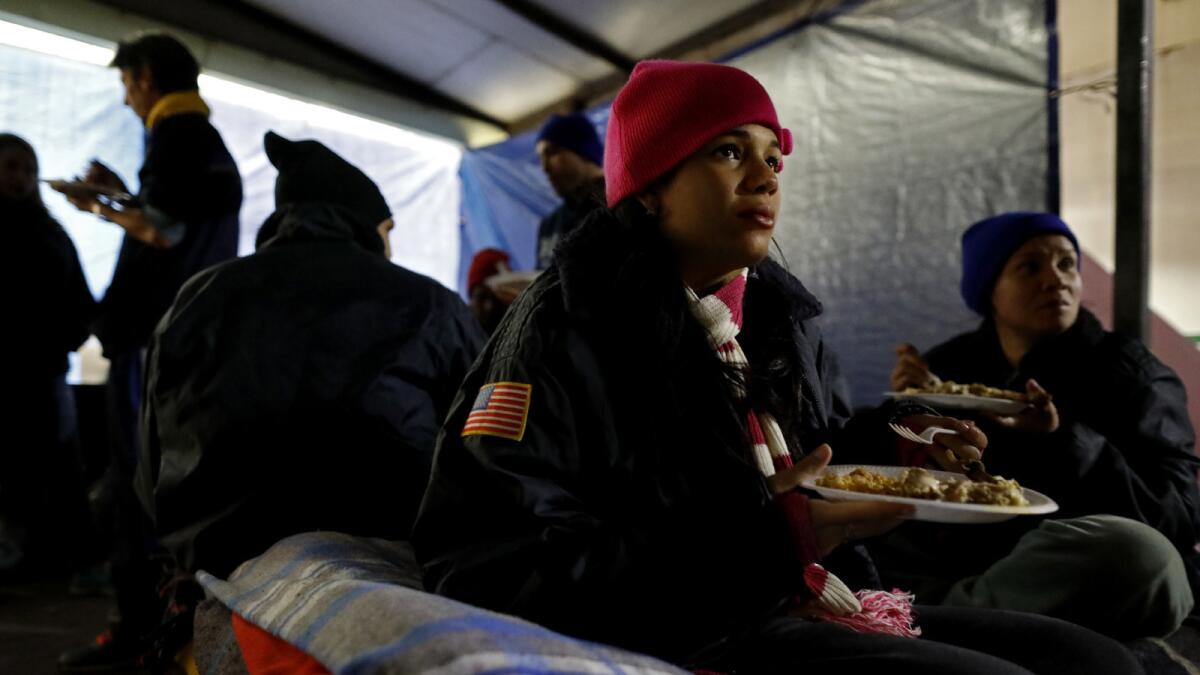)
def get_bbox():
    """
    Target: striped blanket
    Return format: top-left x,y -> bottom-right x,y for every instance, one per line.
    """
194,531 -> 689,675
